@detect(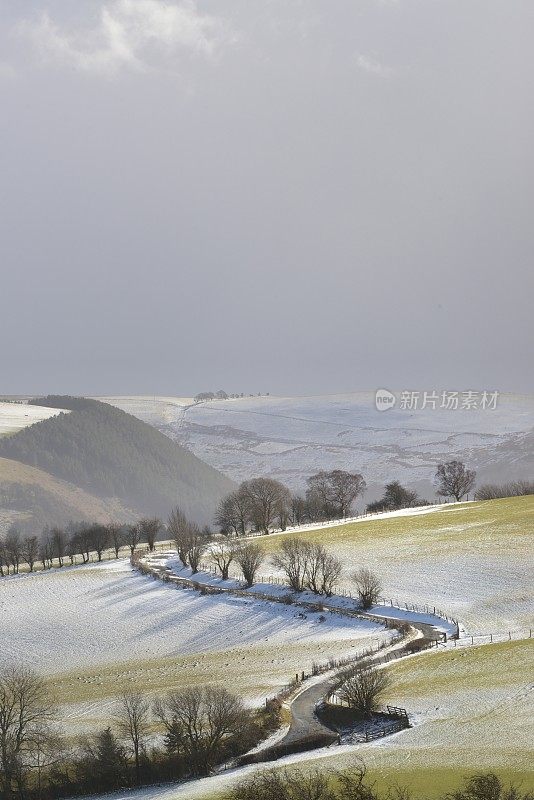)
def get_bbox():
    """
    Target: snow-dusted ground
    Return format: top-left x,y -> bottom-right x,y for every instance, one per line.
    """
229,501 -> 466,538
0,559 -> 388,733
1,559 -> 387,674
141,497 -> 533,636
0,400 -> 67,435
229,499 -> 533,636
100,392 -> 534,494
145,552 -> 458,638
94,396 -> 194,427
82,639 -> 534,800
